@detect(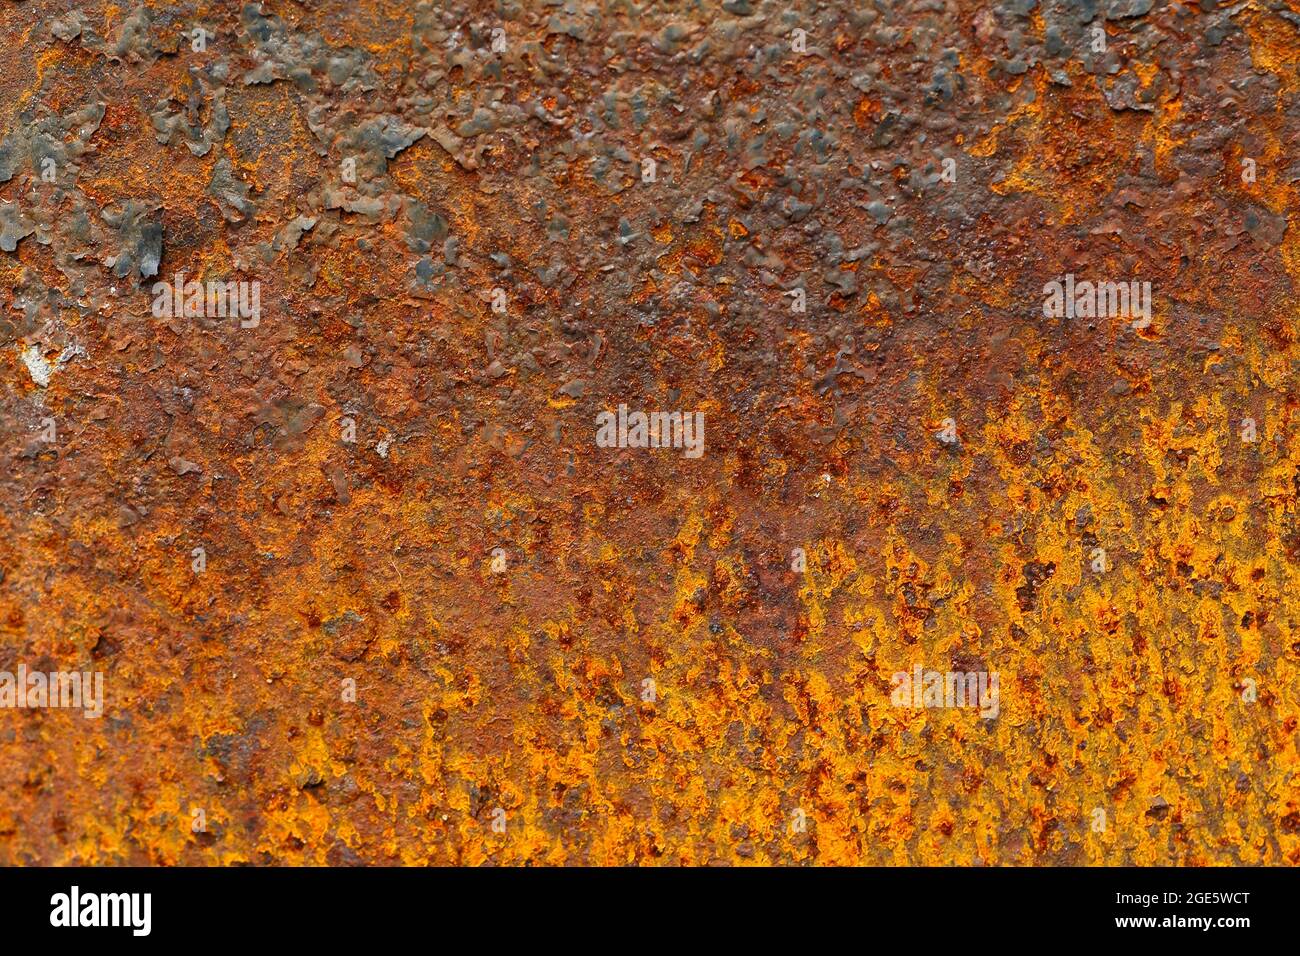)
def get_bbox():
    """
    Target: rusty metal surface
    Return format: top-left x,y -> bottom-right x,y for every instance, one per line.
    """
1,0 -> 1298,865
